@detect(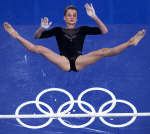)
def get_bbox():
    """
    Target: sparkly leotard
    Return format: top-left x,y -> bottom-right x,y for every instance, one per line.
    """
40,26 -> 102,71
